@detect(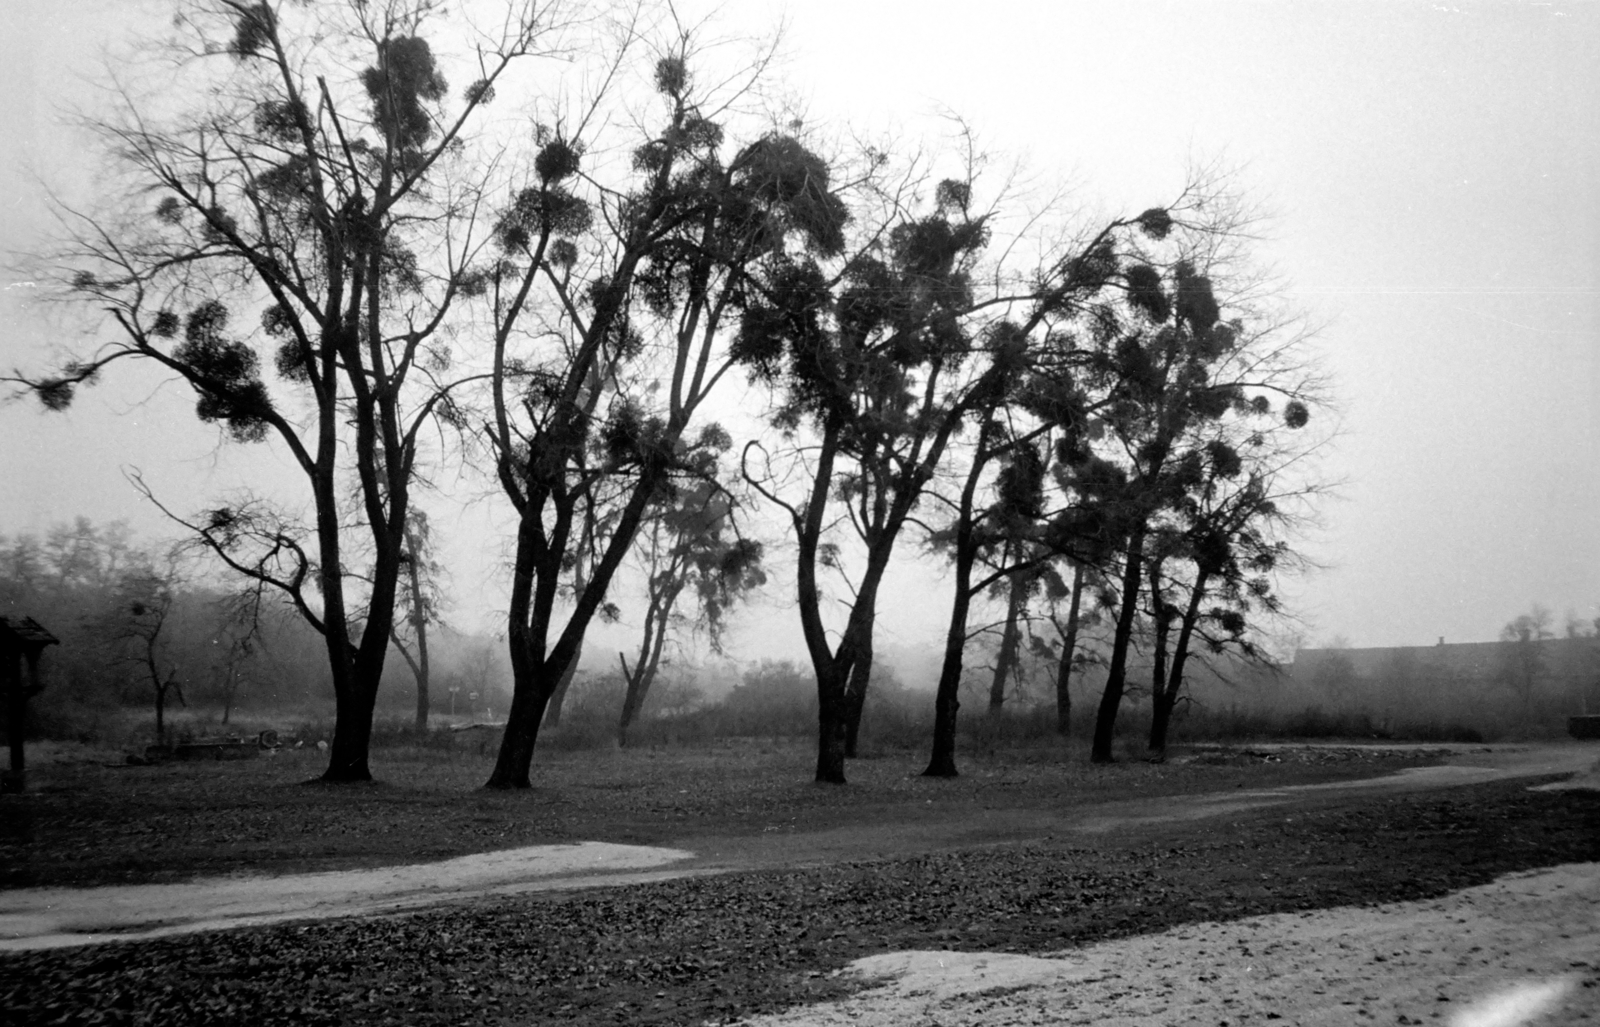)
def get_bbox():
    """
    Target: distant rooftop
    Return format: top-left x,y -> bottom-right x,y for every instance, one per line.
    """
1292,635 -> 1598,680
0,616 -> 60,649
